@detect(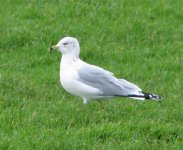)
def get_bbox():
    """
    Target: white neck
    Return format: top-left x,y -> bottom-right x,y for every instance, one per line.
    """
62,53 -> 79,61
60,53 -> 80,69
